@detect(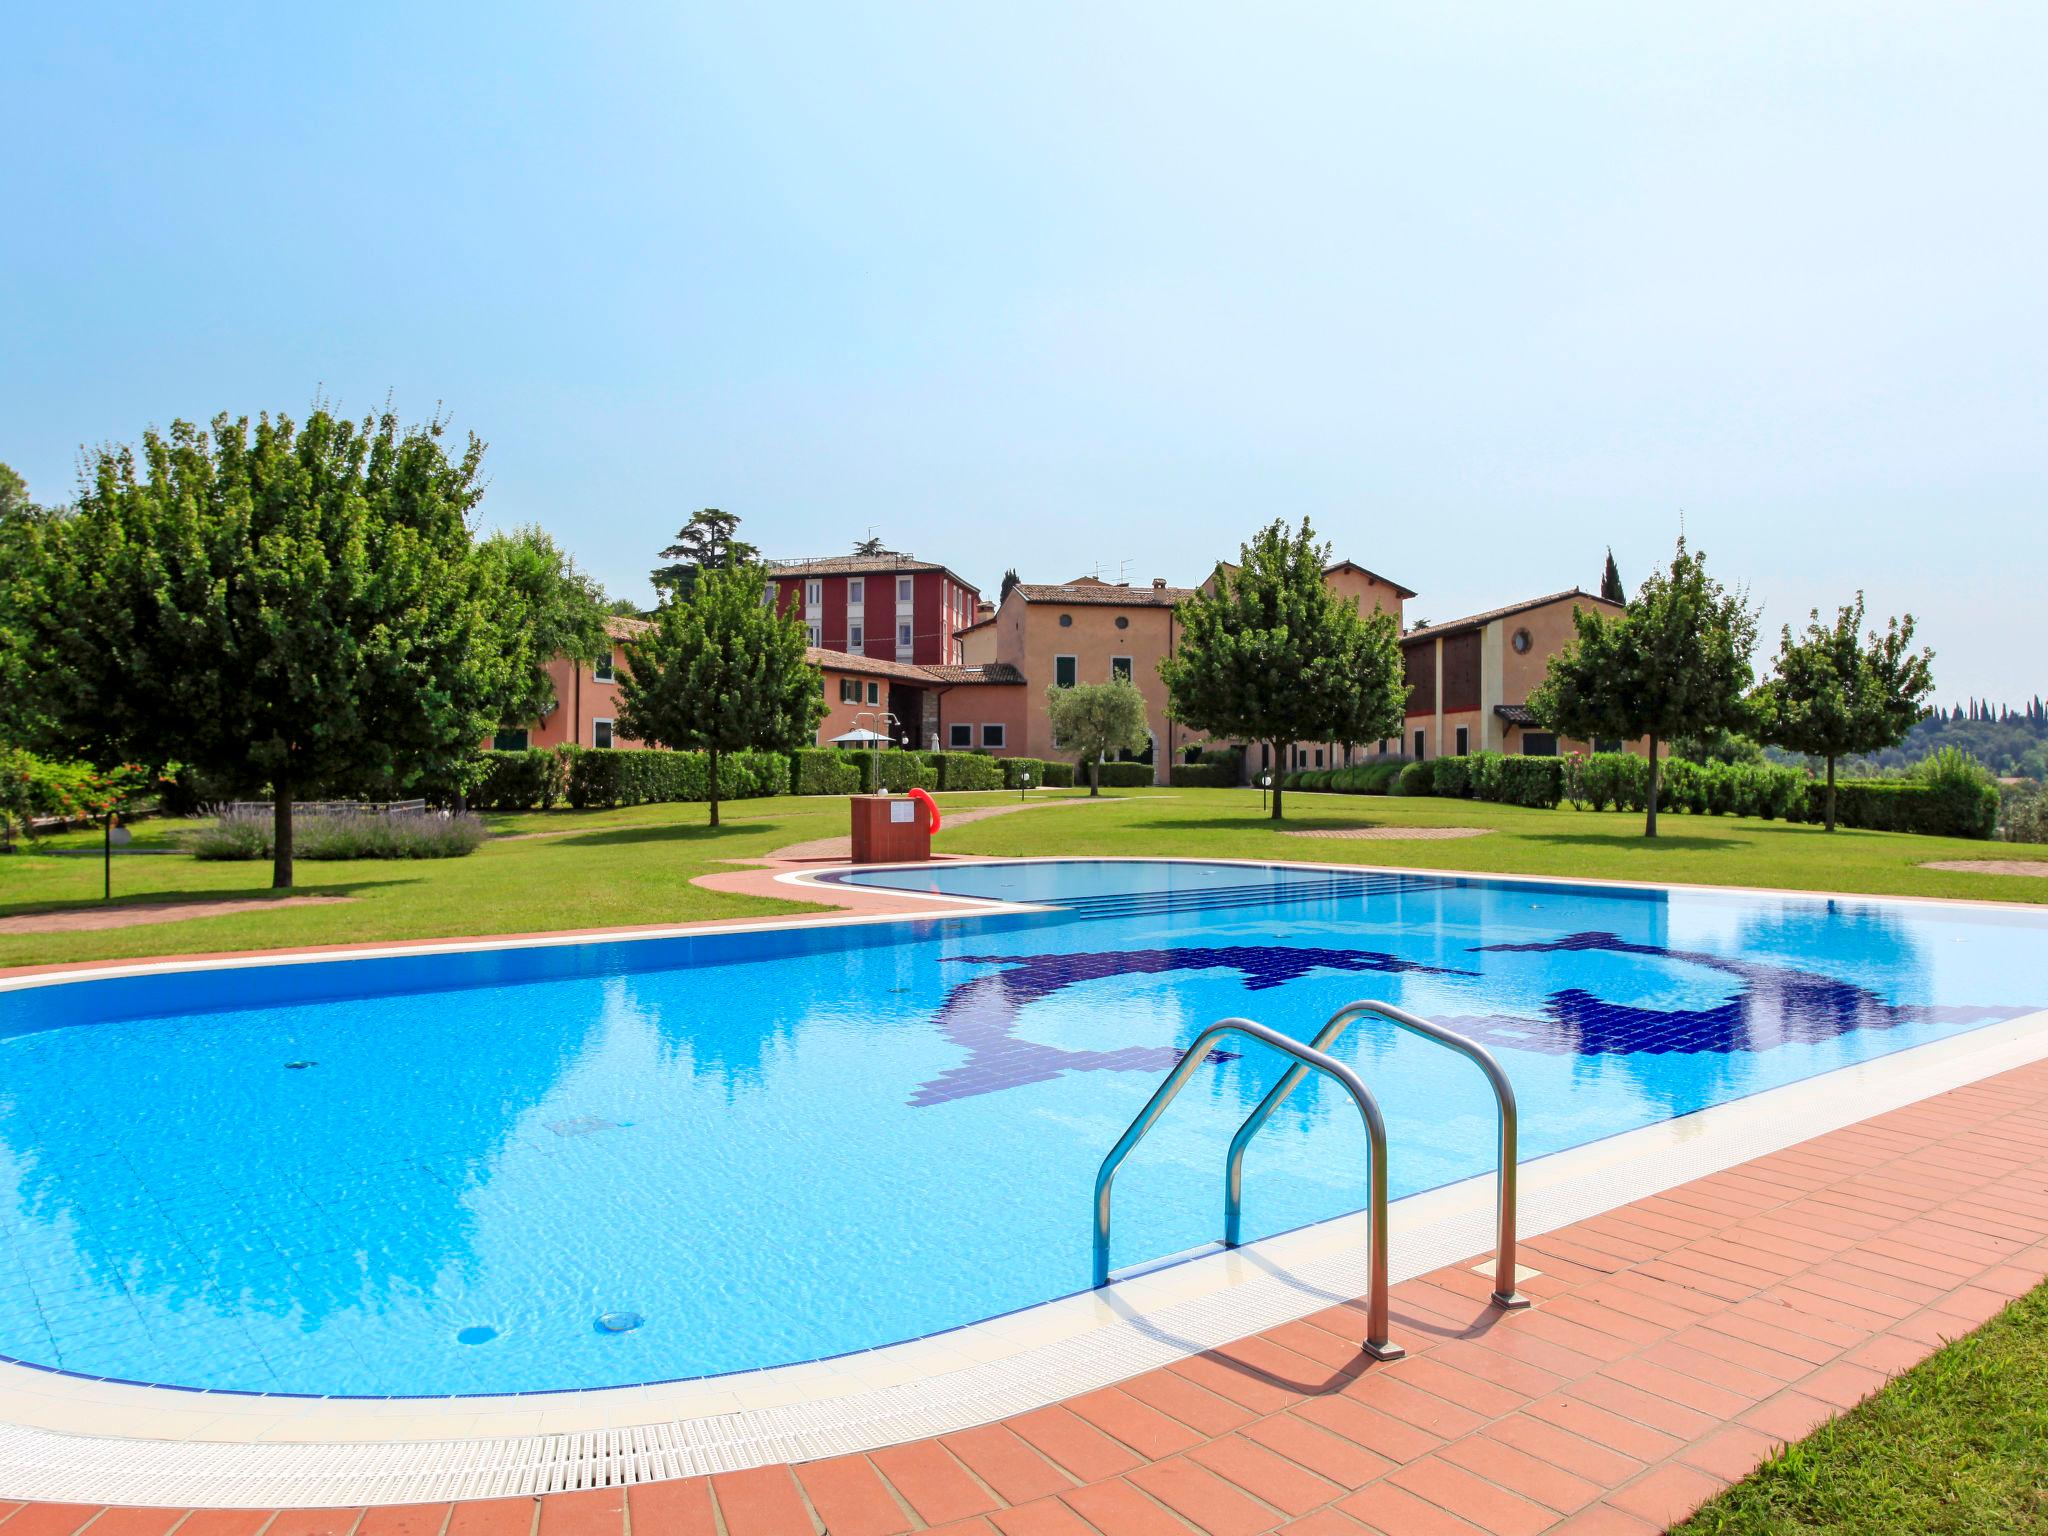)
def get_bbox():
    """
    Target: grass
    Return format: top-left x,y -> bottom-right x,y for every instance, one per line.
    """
2,785 -> 2044,970
1672,1282 -> 2048,1535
